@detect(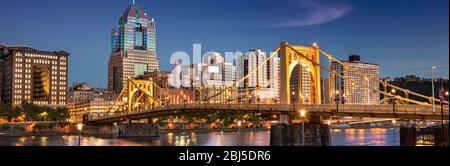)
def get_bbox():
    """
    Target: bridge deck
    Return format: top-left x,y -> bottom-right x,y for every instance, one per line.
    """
89,104 -> 449,124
